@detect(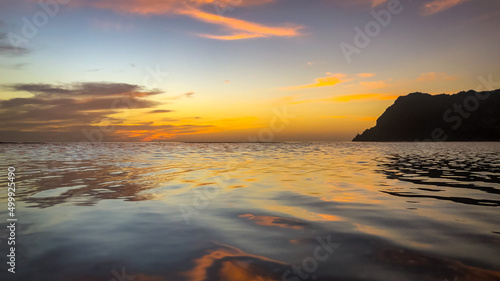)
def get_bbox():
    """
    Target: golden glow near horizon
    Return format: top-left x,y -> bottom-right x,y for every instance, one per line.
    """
0,0 -> 499,141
